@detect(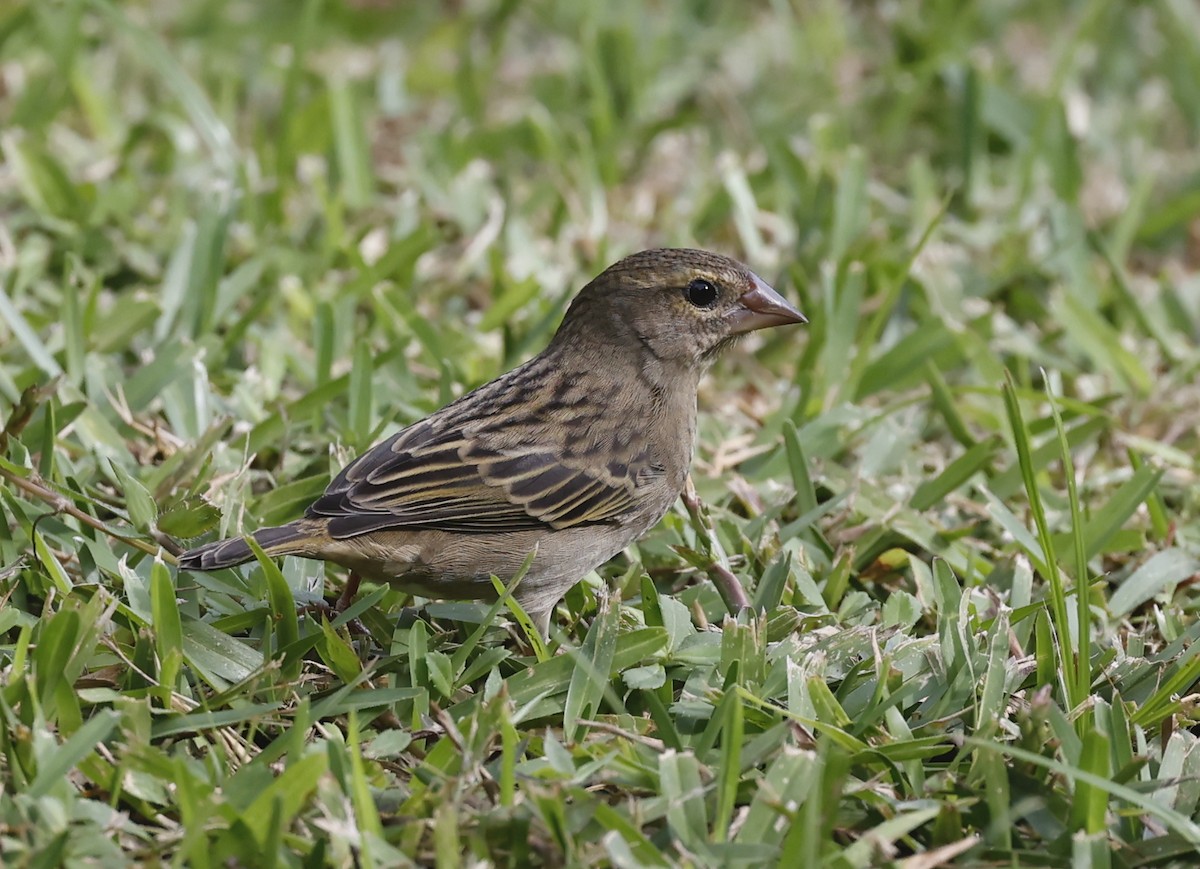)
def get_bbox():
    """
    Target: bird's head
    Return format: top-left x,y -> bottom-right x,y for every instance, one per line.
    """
557,248 -> 806,370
